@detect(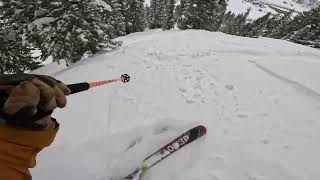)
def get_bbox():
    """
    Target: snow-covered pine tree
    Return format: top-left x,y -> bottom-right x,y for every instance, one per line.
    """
149,0 -> 167,29
220,11 -> 236,34
258,14 -> 282,37
39,0 -> 119,64
220,9 -> 250,35
287,5 -> 320,48
177,0 -> 227,31
145,4 -> 152,29
241,12 -> 272,37
149,0 -> 155,28
1,0 -> 119,65
177,0 -> 188,30
109,0 -> 126,37
124,0 -> 146,34
158,0 -> 168,27
150,0 -> 161,28
162,0 -> 175,30
175,4 -> 183,21
0,35 -> 40,74
0,0 -> 40,74
216,0 -> 228,31
234,9 -> 250,35
267,11 -> 293,39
